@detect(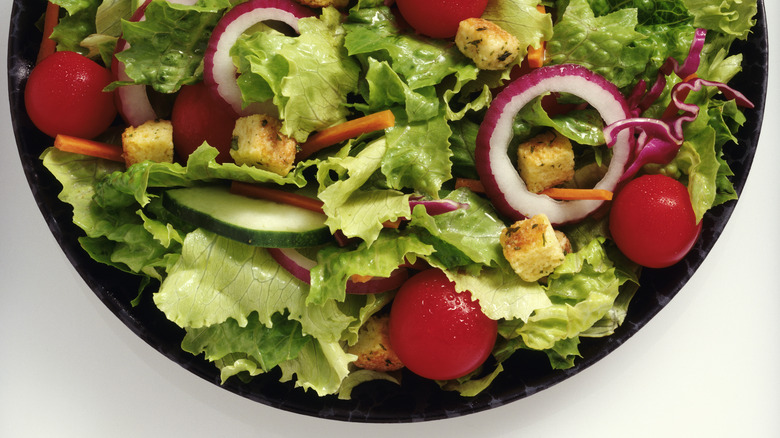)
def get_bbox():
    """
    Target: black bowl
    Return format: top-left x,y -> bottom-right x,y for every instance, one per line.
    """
7,1 -> 768,423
